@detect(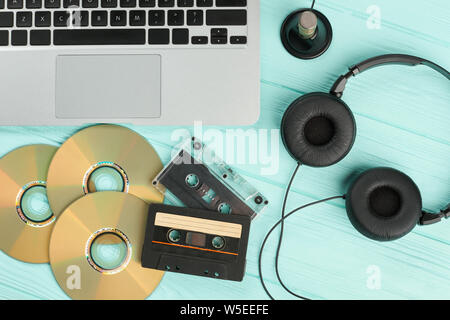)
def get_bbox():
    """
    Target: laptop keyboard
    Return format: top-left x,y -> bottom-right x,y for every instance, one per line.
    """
0,0 -> 248,46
